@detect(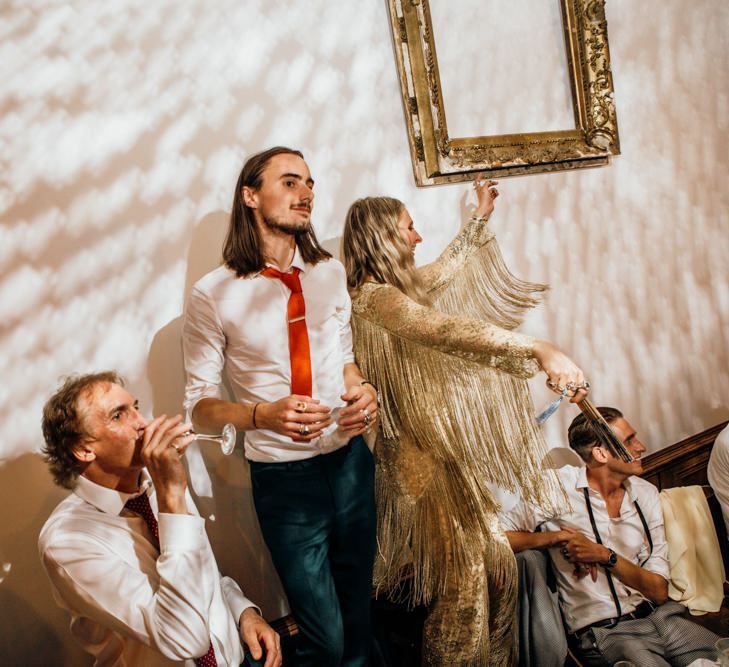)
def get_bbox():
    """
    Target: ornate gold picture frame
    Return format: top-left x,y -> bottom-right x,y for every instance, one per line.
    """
387,0 -> 620,185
